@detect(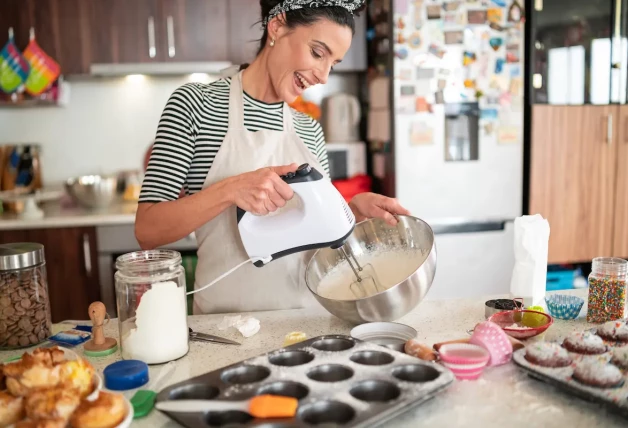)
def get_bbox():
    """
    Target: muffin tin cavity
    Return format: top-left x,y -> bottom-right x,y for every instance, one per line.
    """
155,335 -> 455,427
